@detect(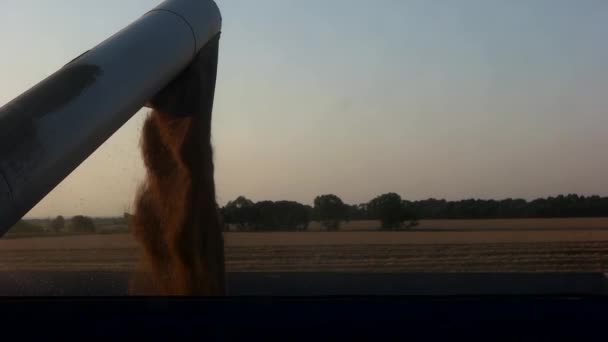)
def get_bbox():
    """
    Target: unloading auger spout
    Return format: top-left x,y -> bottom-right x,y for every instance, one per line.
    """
0,0 -> 222,235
